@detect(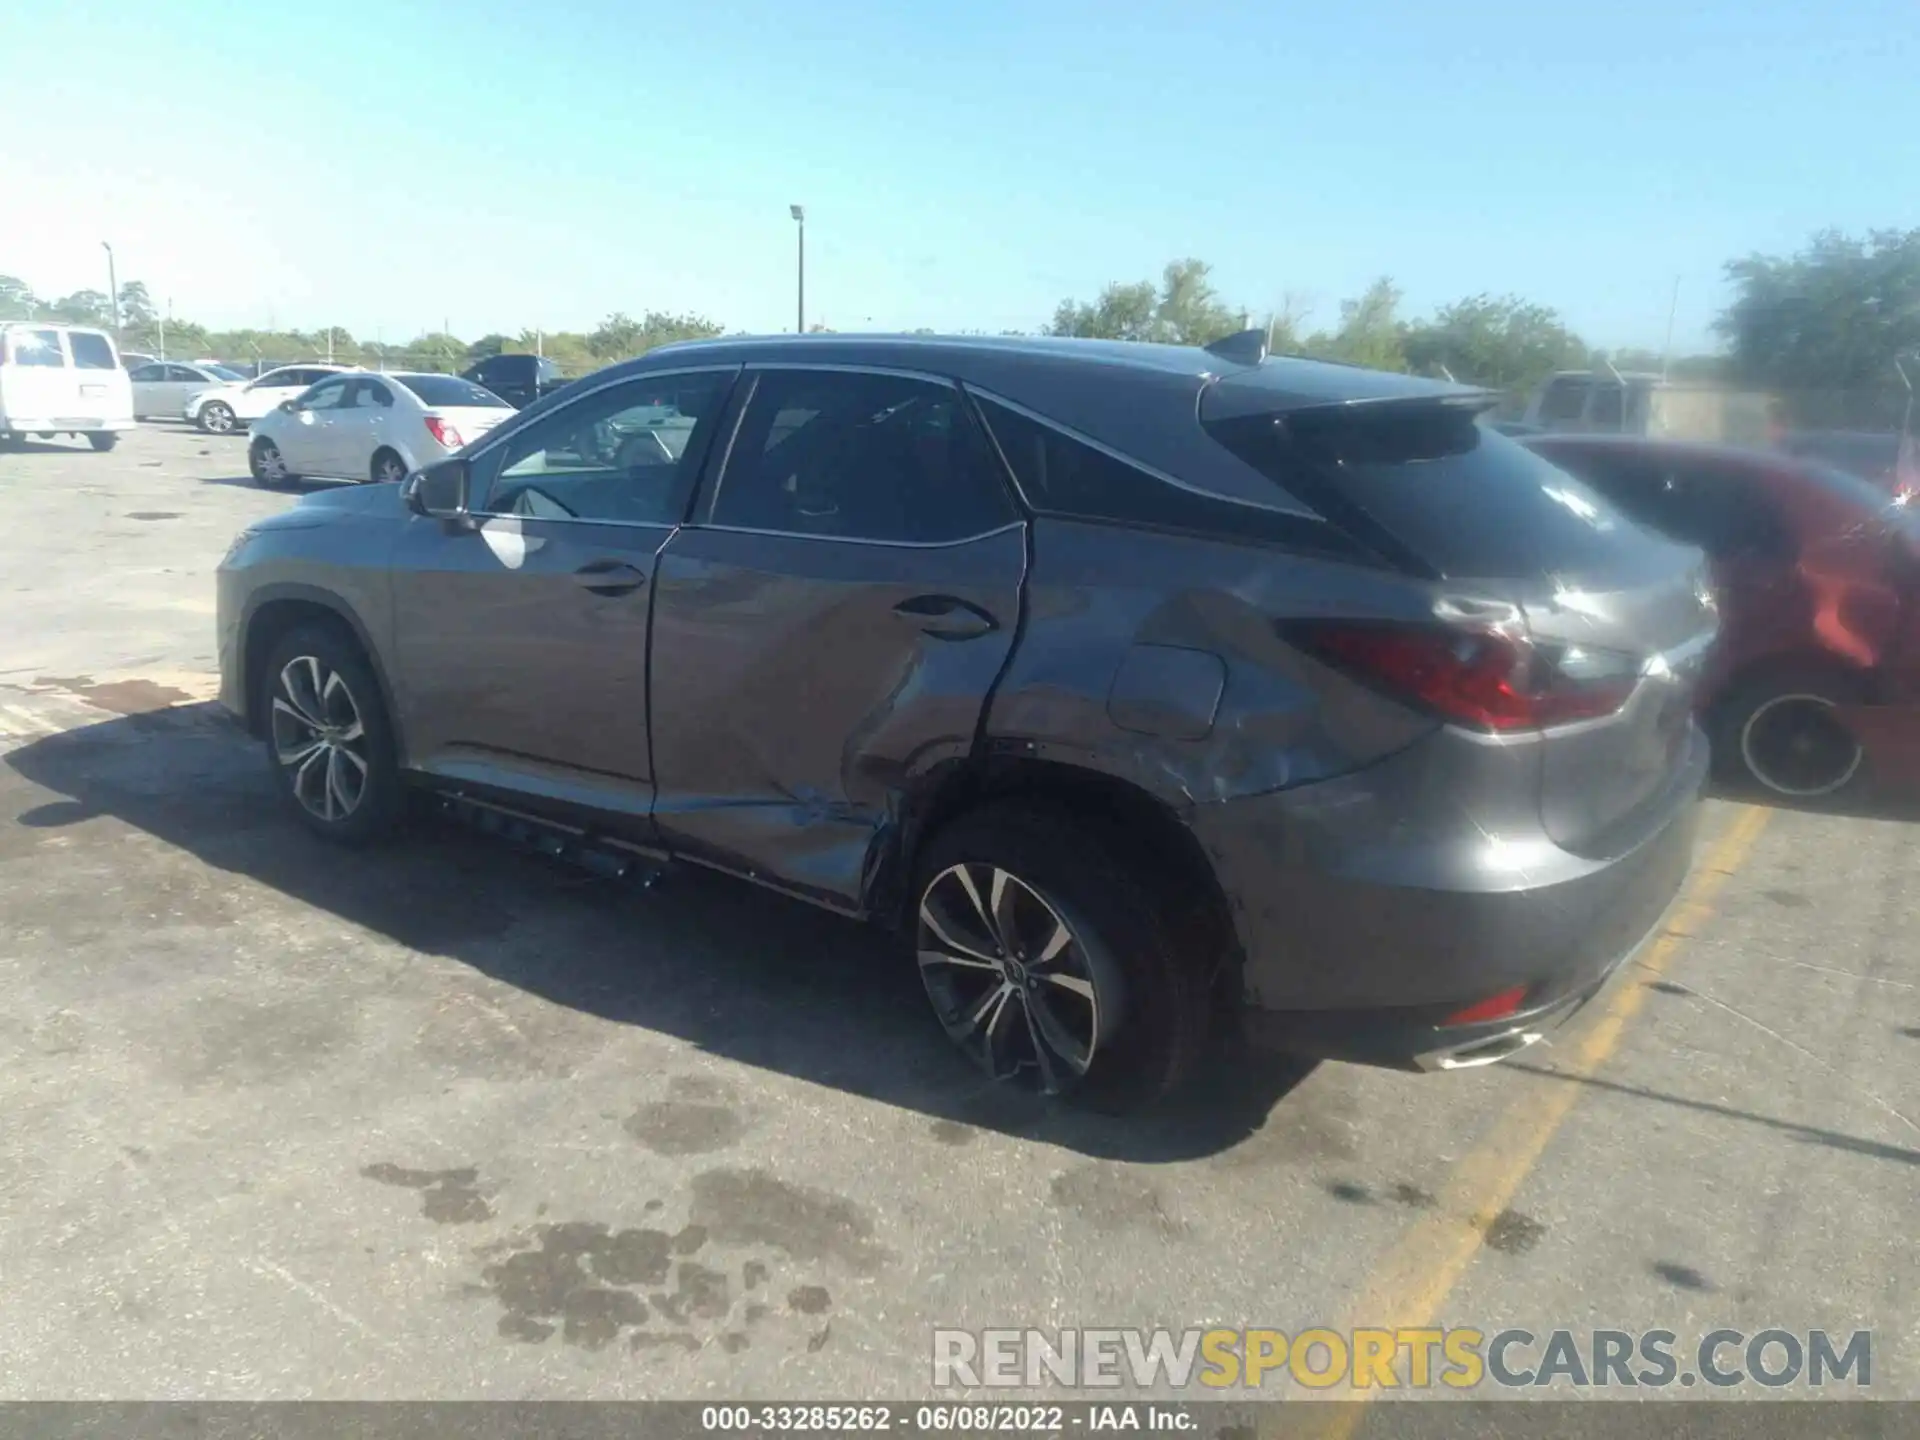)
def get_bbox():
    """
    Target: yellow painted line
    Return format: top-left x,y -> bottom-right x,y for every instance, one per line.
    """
1311,802 -> 1773,1435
